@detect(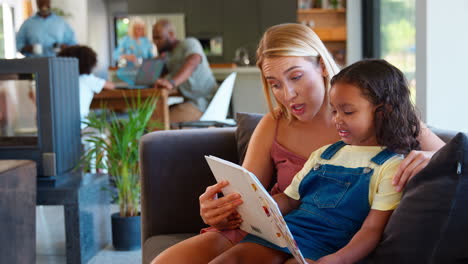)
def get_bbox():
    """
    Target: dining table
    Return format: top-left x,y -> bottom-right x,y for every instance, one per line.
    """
90,87 -> 170,130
